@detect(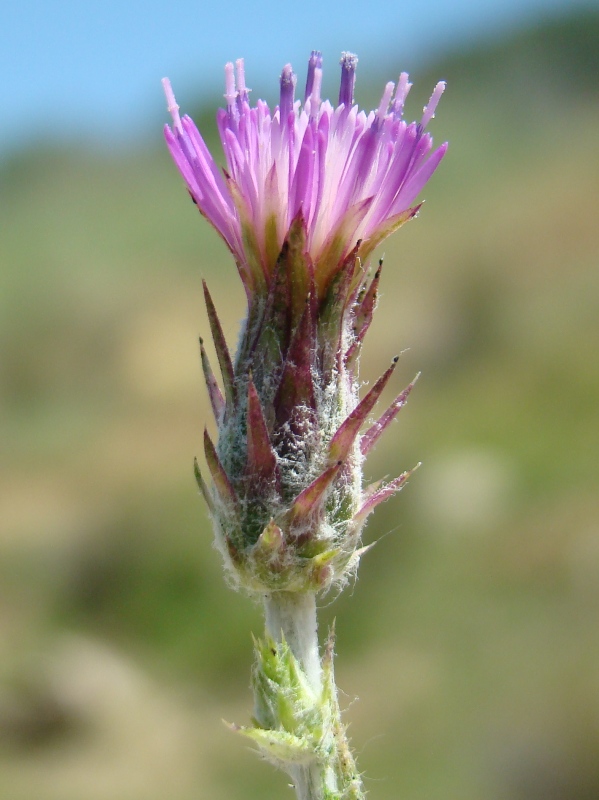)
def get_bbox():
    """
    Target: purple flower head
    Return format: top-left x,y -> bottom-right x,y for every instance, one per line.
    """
162,53 -> 447,301
163,54 -> 446,594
